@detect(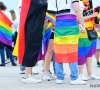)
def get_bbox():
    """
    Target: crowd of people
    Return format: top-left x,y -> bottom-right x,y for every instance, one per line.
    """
0,0 -> 100,85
